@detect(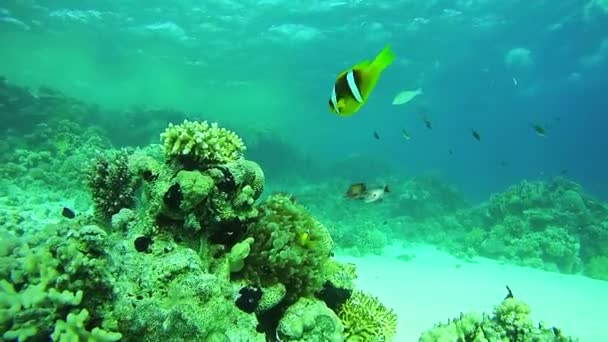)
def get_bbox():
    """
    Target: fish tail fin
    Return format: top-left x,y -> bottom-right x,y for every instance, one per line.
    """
371,44 -> 396,72
359,44 -> 395,99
